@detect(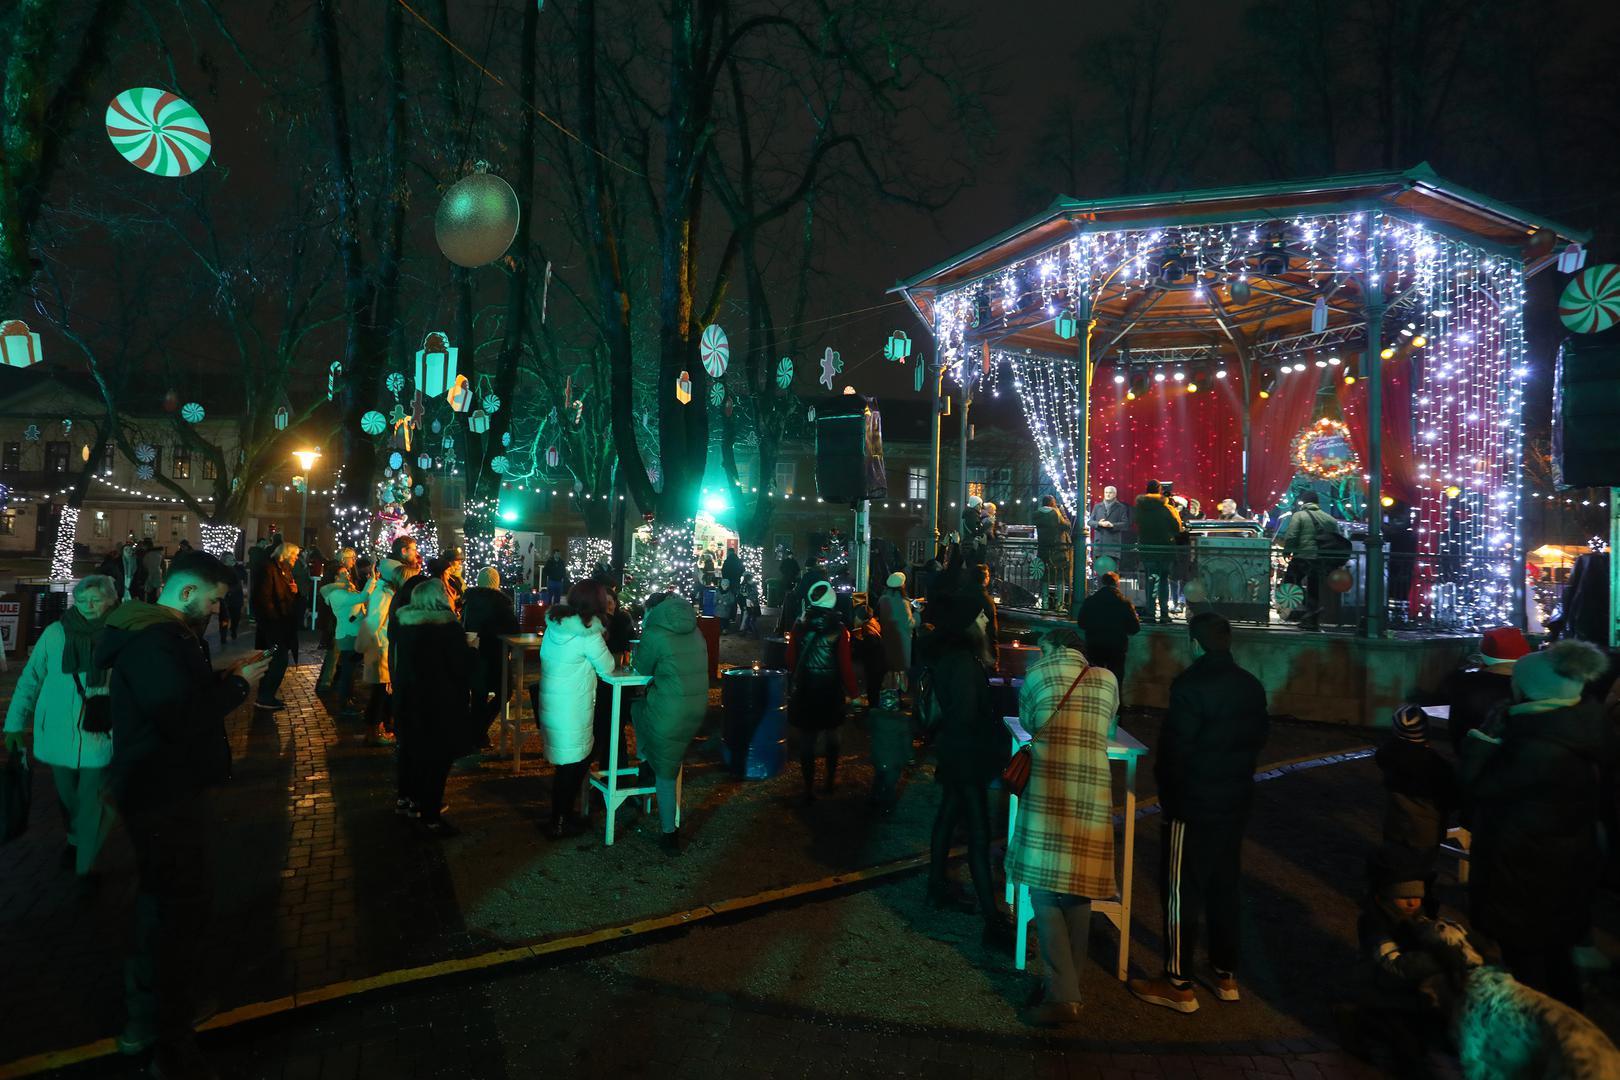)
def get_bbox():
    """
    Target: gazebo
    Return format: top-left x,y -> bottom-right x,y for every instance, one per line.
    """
894,165 -> 1587,639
